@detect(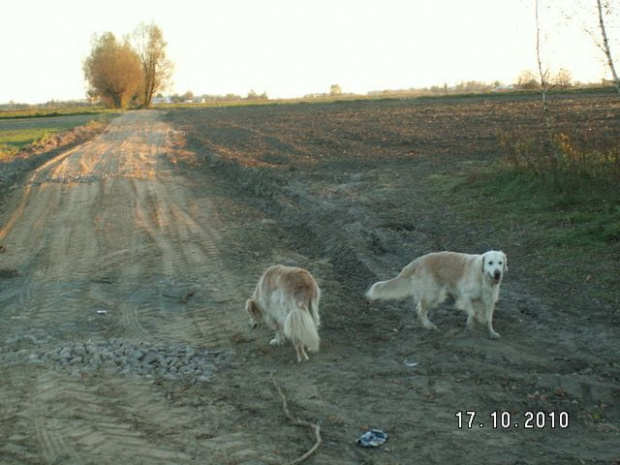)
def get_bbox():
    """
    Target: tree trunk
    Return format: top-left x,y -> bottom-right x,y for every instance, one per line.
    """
597,0 -> 620,92
535,0 -> 553,133
112,92 -> 123,109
